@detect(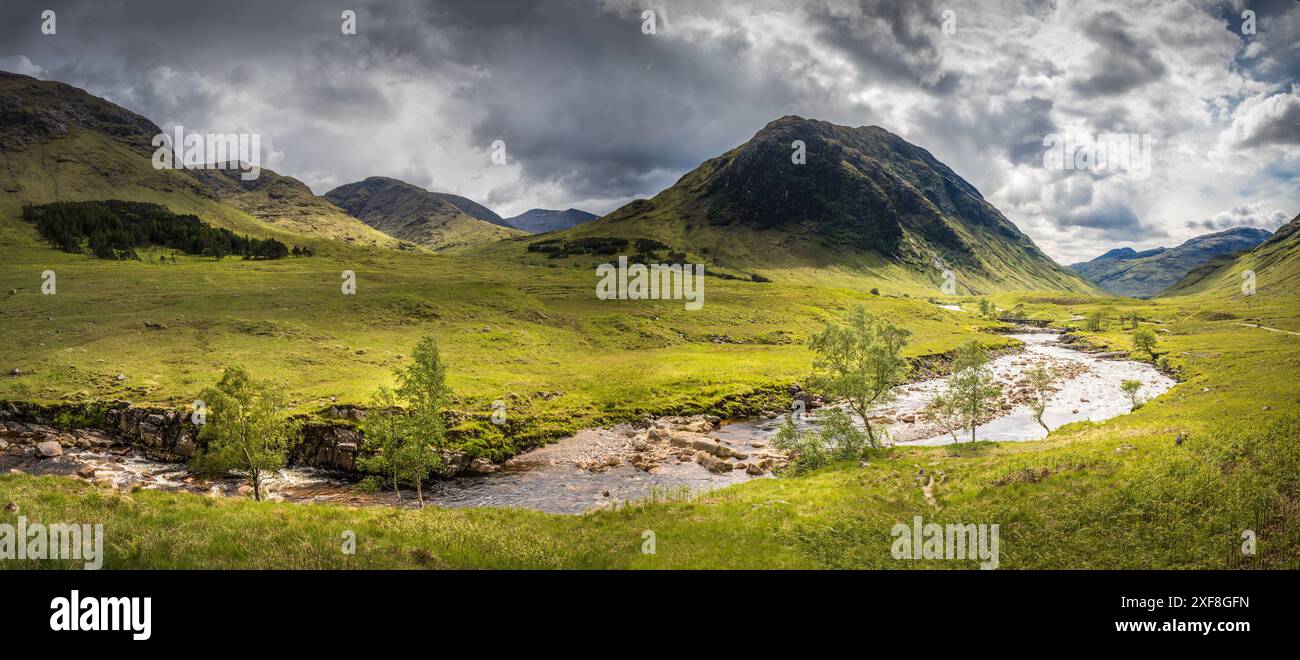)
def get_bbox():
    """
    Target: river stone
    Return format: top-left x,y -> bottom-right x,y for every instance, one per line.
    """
694,450 -> 732,473
468,457 -> 498,474
36,440 -> 62,457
